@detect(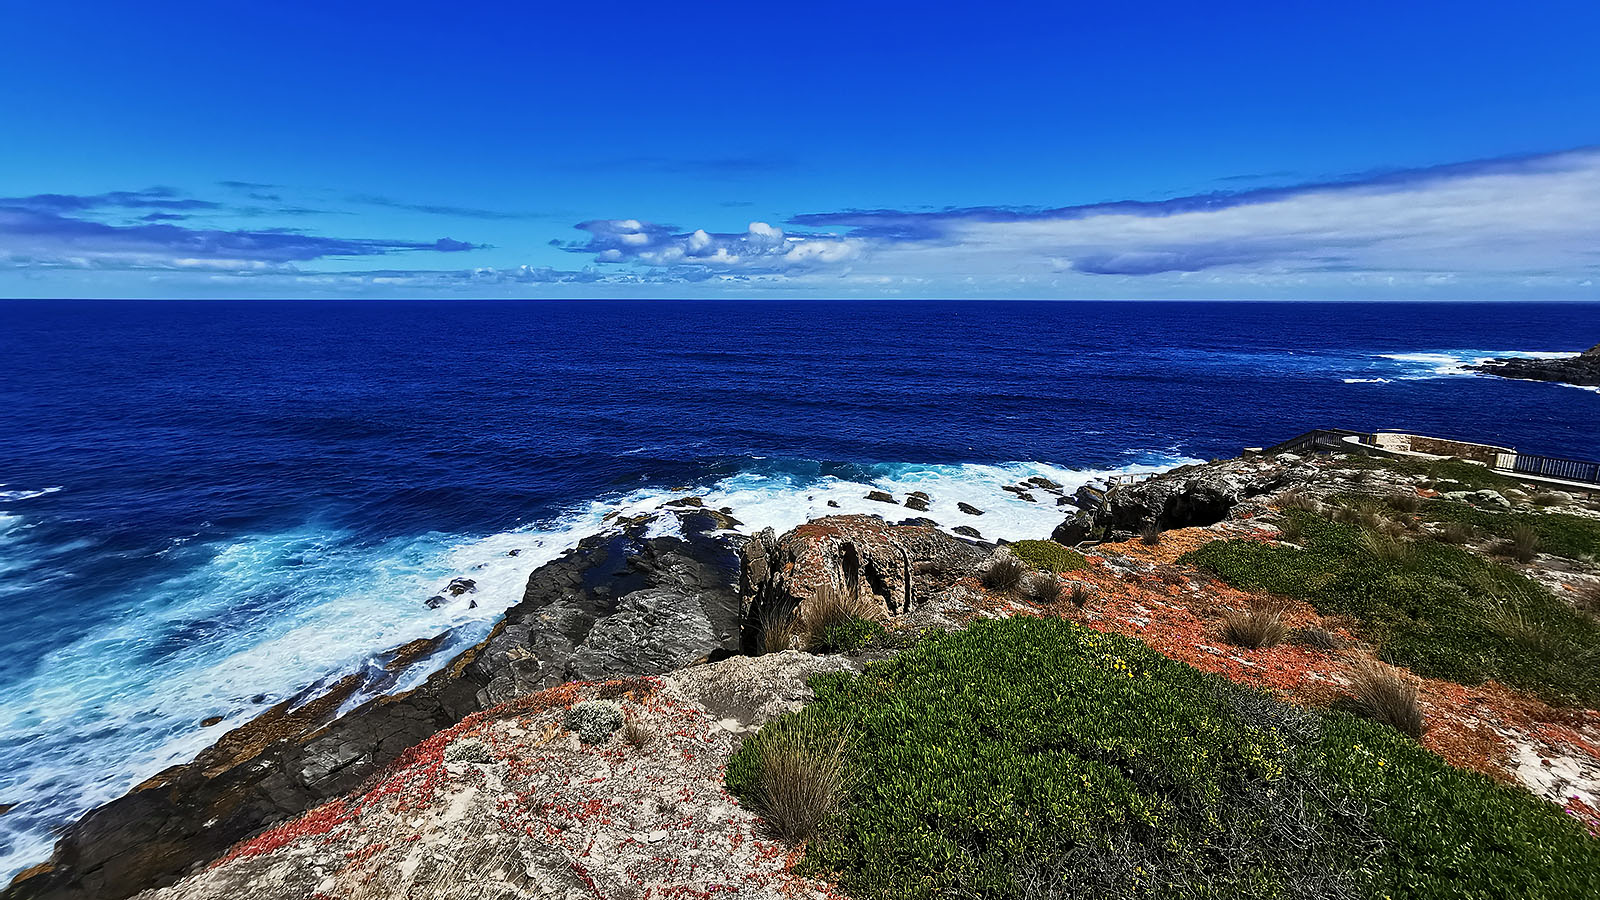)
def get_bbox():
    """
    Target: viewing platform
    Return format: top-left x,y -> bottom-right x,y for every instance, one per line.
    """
1246,429 -> 1600,491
